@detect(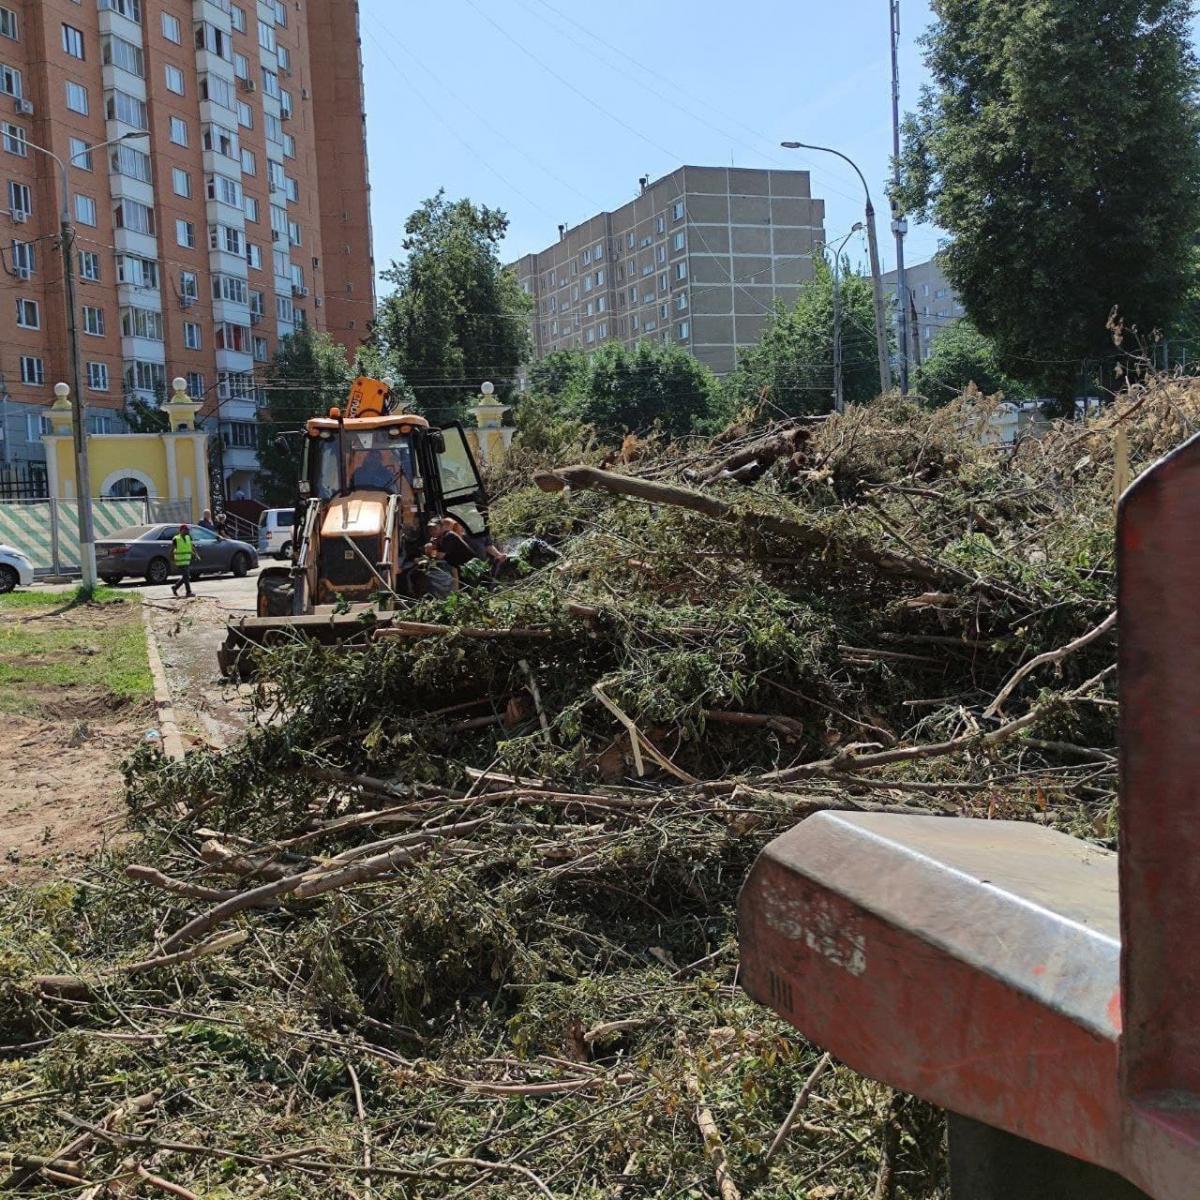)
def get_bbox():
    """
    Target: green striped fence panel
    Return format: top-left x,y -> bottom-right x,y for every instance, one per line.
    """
0,501 -> 55,571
